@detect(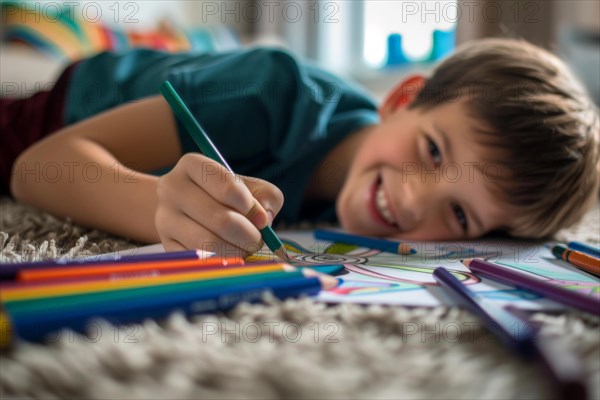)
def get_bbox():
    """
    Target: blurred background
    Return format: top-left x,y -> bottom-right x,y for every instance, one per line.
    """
1,0 -> 599,103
